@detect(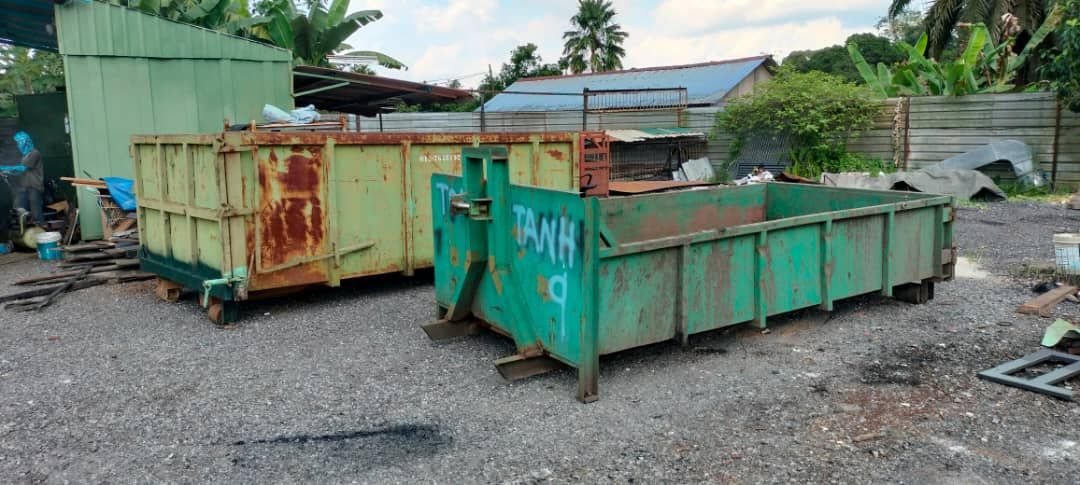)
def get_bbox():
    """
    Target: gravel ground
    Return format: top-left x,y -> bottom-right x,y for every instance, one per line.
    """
1,199 -> 1079,484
